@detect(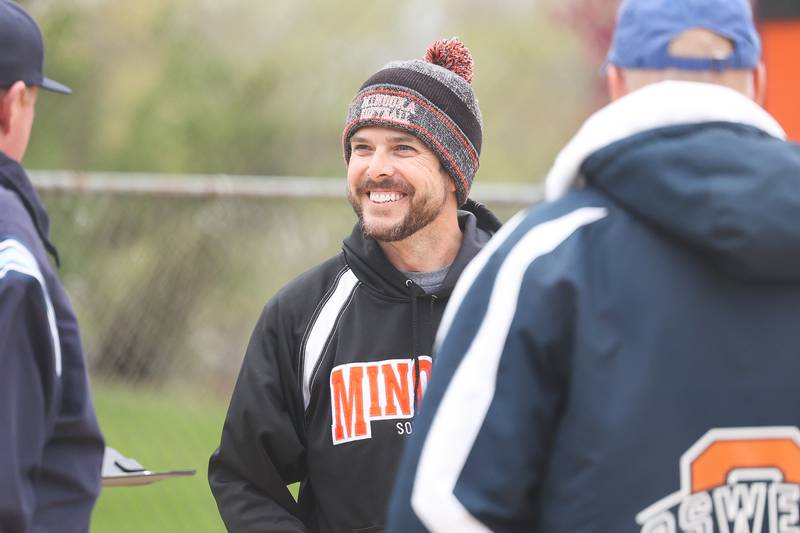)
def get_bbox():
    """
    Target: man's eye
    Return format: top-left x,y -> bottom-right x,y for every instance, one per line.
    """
352,144 -> 371,152
397,145 -> 415,152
